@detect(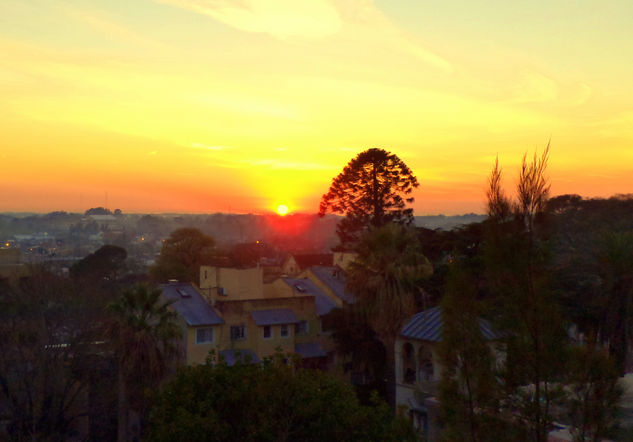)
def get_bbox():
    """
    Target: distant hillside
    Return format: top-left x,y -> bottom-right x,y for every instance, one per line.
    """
414,214 -> 487,230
